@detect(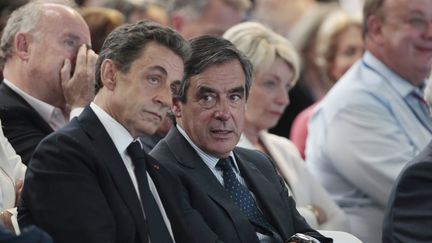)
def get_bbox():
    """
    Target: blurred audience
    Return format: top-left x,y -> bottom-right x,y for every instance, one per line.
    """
252,0 -> 339,138
225,21 -> 348,231
382,76 -> 432,242
169,0 -> 250,39
121,1 -> 170,25
81,7 -> 125,53
0,0 -> 28,35
290,10 -> 364,159
306,0 -> 432,242
251,0 -> 317,37
0,1 -> 97,164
